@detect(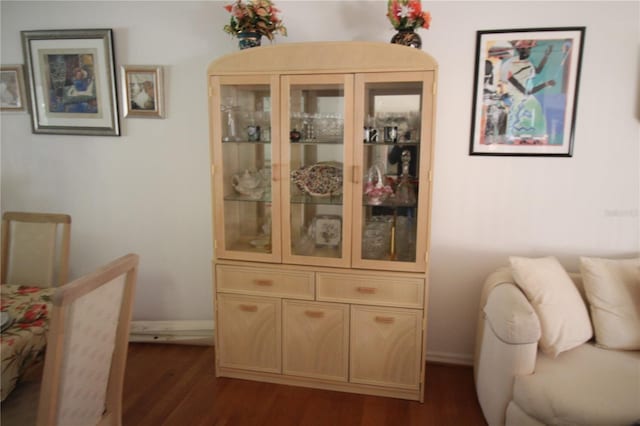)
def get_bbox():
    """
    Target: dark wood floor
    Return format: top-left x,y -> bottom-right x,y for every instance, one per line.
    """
123,343 -> 487,426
